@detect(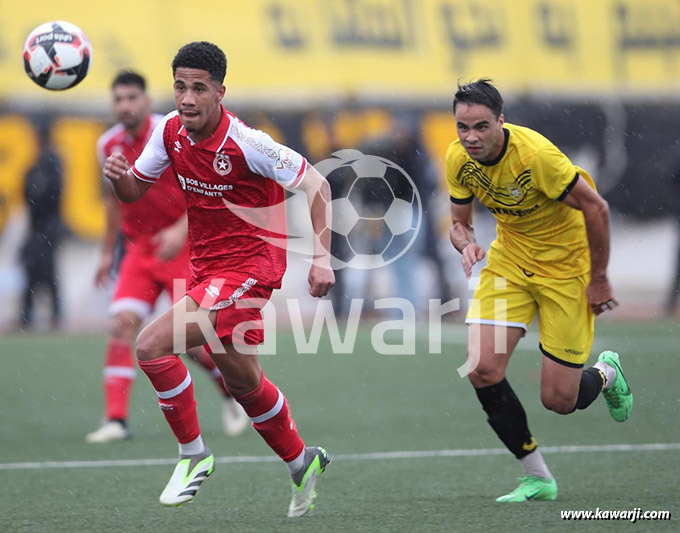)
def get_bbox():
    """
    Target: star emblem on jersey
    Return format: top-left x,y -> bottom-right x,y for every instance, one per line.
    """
213,152 -> 232,176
